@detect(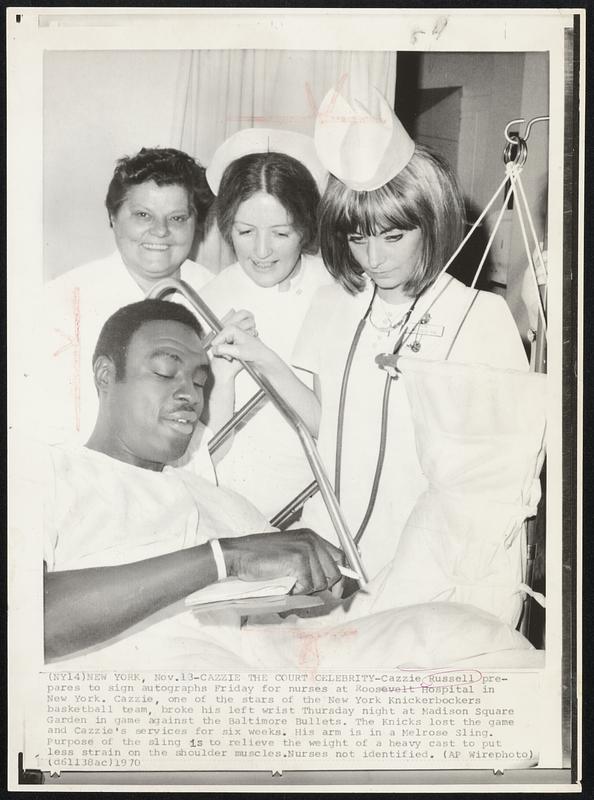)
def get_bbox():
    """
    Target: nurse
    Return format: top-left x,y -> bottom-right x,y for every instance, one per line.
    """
192,129 -> 333,518
211,88 -> 529,581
